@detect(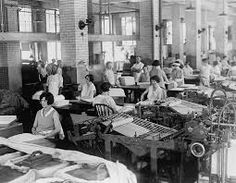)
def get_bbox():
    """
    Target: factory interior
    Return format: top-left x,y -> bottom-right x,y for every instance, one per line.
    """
0,0 -> 236,182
